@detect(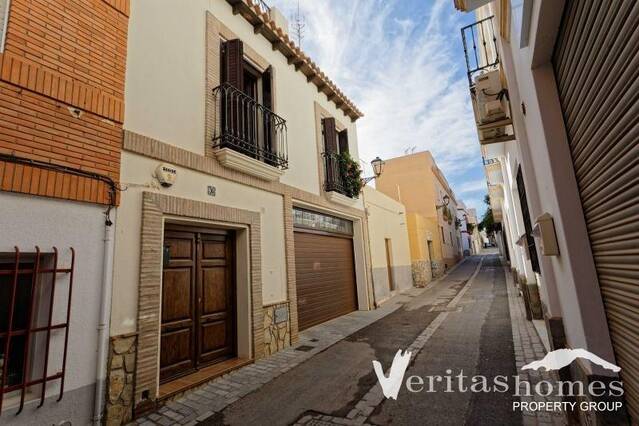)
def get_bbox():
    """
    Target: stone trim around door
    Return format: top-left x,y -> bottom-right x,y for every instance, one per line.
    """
123,130 -> 372,344
133,192 -> 263,416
